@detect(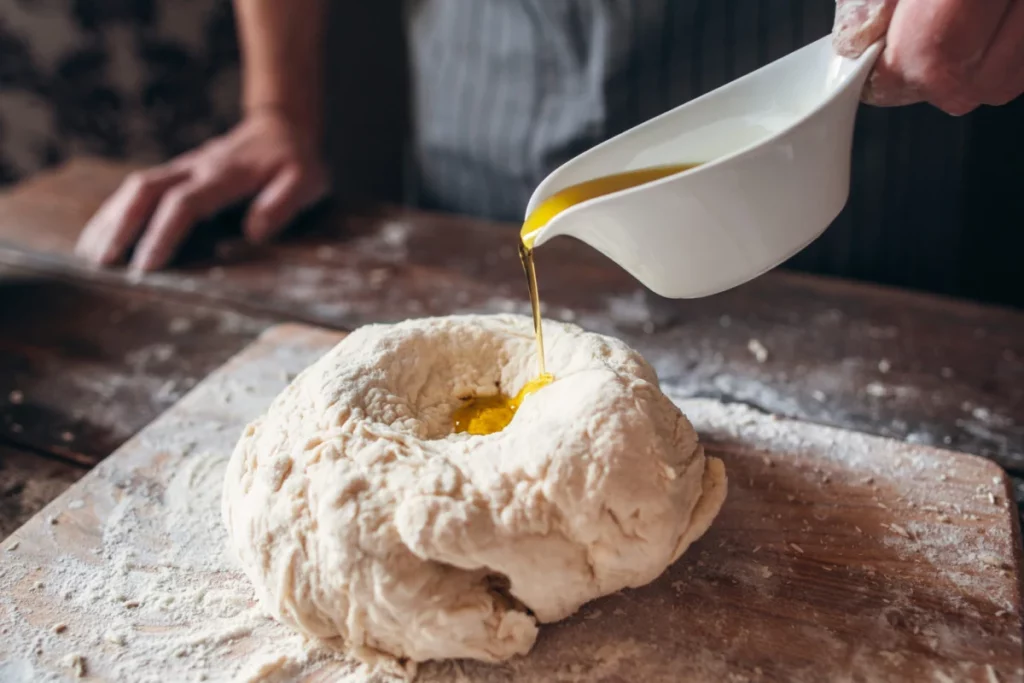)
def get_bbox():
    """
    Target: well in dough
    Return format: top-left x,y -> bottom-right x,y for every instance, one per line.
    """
222,314 -> 726,663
